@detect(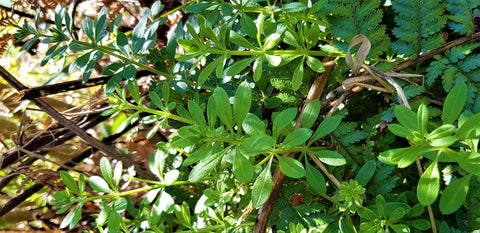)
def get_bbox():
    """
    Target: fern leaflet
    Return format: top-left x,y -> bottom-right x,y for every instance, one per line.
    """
446,0 -> 480,36
391,0 -> 447,59
425,43 -> 480,110
327,0 -> 390,58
